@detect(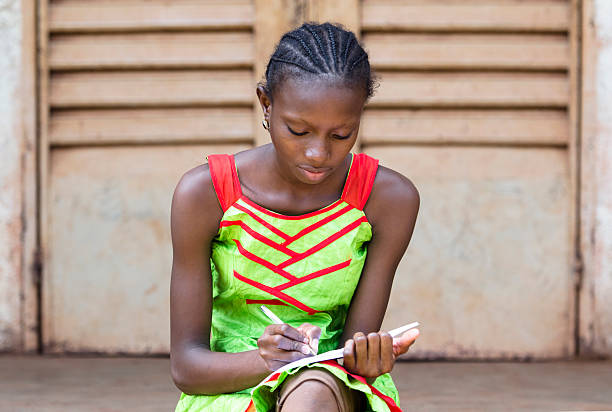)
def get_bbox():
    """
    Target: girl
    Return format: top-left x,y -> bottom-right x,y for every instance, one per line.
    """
170,22 -> 420,412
